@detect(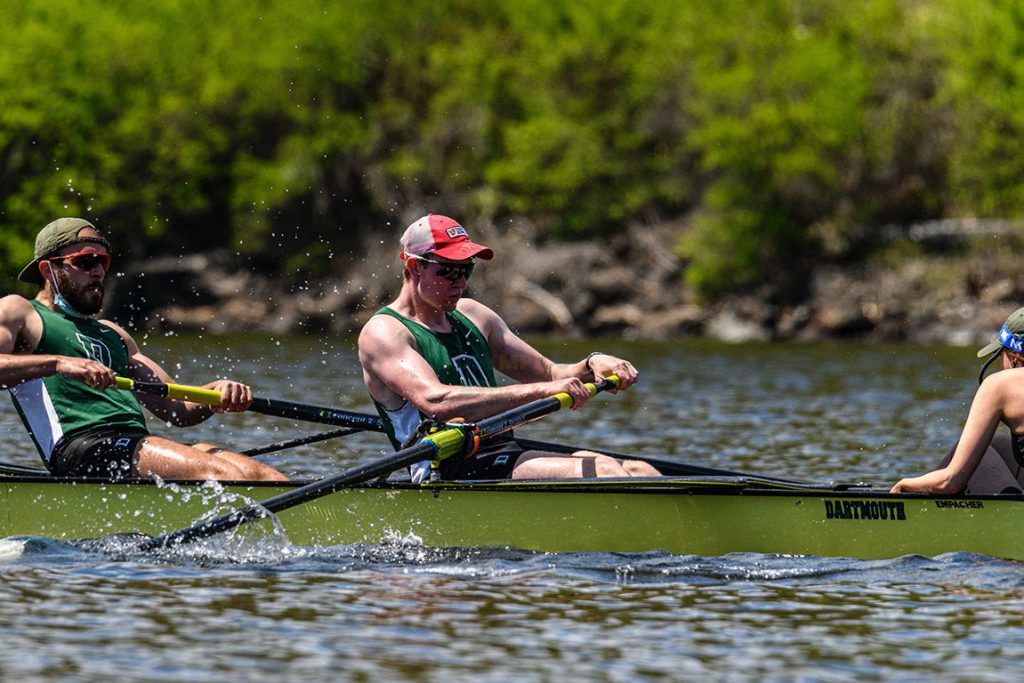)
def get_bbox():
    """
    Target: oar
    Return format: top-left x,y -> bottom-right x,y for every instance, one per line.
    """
114,377 -> 384,432
241,428 -> 362,457
139,375 -> 620,551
